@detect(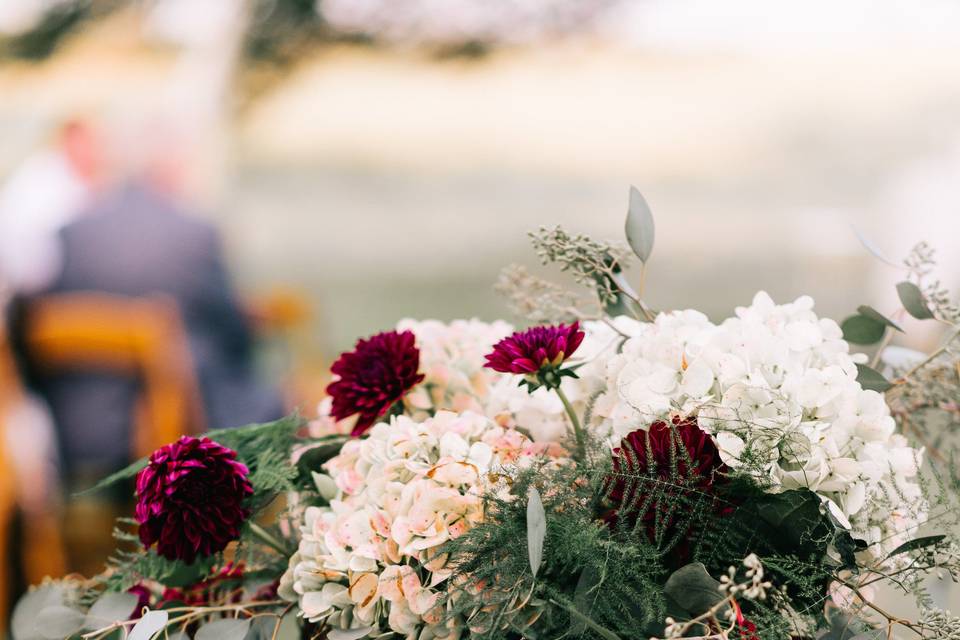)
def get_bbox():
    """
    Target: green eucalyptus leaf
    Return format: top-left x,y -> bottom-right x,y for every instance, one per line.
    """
196,618 -> 251,640
245,618 -> 282,640
856,305 -> 903,332
35,605 -> 85,639
755,489 -> 833,555
841,315 -> 885,345
526,486 -> 546,578
84,591 -> 139,629
896,281 -> 935,320
625,186 -> 655,263
856,364 -> 893,392
327,628 -> 375,640
663,563 -> 724,617
129,610 -> 168,640
12,584 -> 65,640
852,226 -> 900,267
159,552 -> 217,587
886,534 -> 946,559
